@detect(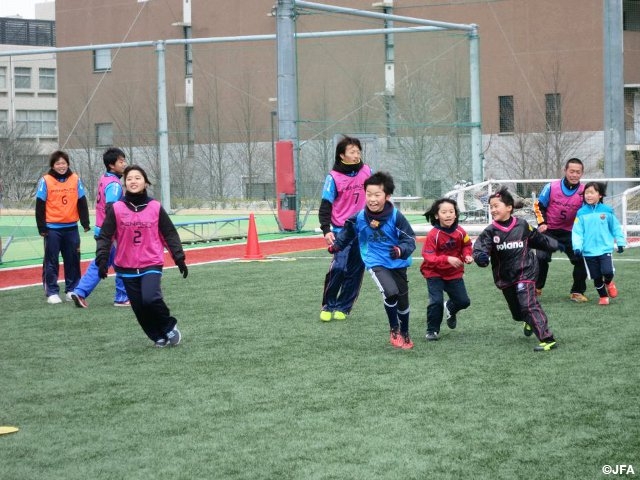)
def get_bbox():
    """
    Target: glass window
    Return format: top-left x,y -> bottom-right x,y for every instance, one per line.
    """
39,68 -> 56,90
93,49 -> 112,72
15,67 -> 32,89
16,110 -> 57,136
95,123 -> 113,147
0,67 -> 7,89
545,93 -> 562,131
0,110 -> 8,134
623,0 -> 640,31
499,95 -> 514,133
